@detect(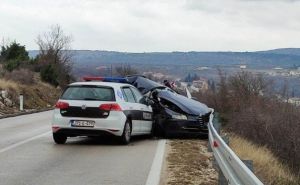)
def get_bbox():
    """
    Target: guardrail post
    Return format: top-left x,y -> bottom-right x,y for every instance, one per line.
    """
242,160 -> 254,172
218,160 -> 254,185
208,141 -> 212,152
218,170 -> 227,185
213,113 -> 221,134
19,93 -> 23,111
